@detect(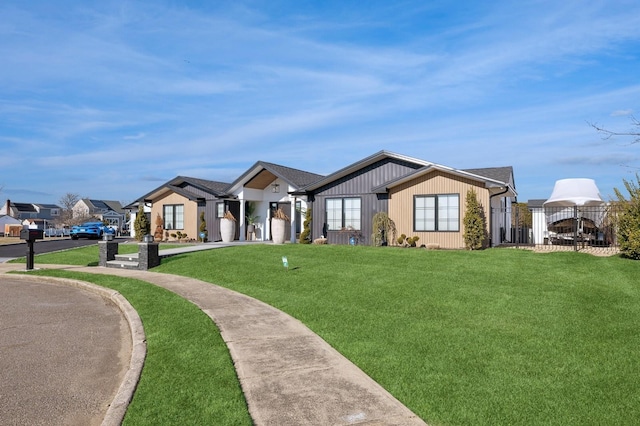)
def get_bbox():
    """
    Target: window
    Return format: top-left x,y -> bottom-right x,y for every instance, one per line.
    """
415,194 -> 459,231
325,197 -> 361,230
163,204 -> 184,229
216,203 -> 225,218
